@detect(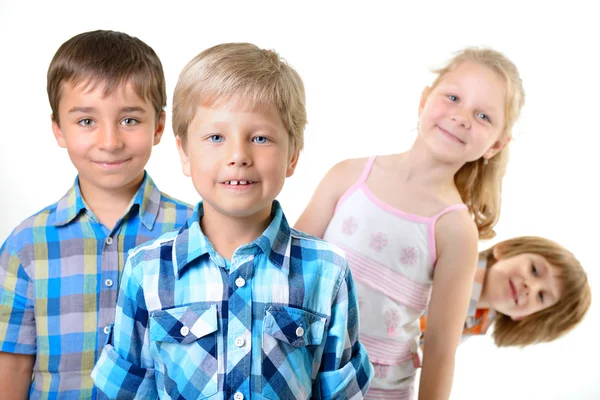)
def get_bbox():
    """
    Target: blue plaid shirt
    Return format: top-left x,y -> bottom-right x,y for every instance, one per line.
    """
0,173 -> 192,399
92,201 -> 373,399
